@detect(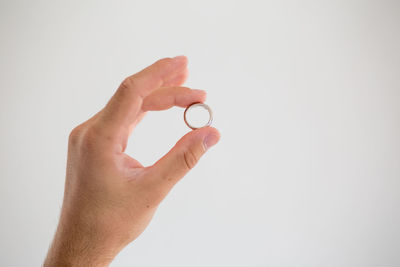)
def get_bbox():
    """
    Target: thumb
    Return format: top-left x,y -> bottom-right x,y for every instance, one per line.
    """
148,127 -> 220,189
